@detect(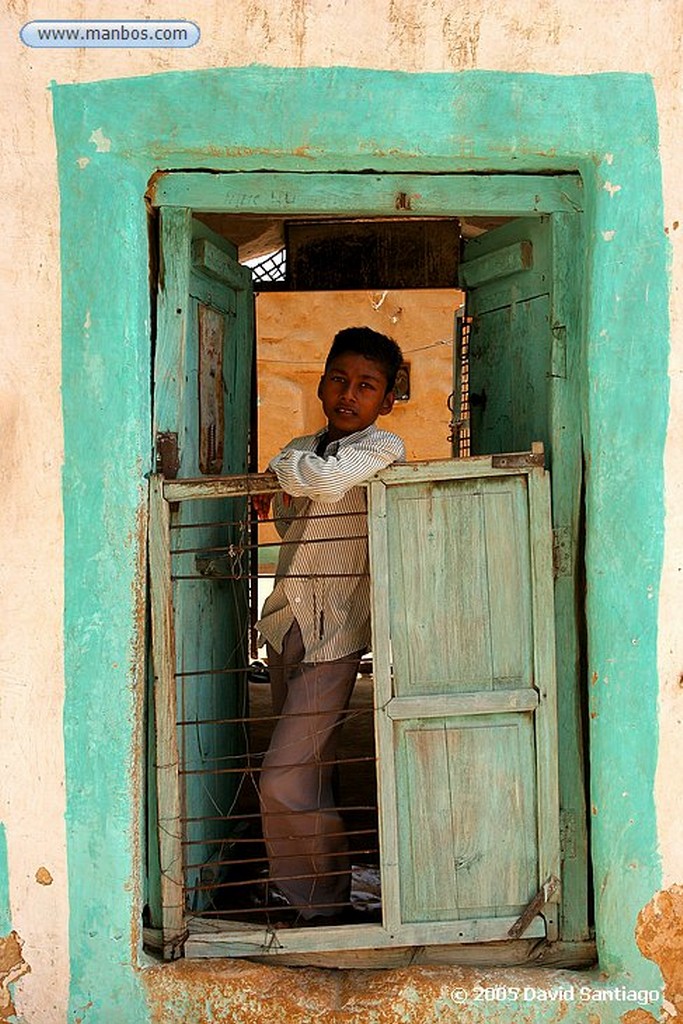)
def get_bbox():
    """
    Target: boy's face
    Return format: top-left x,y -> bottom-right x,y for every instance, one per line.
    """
318,352 -> 395,441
